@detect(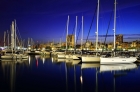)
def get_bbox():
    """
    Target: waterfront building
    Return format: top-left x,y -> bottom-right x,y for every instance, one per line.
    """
116,45 -> 122,50
131,40 -> 138,47
83,40 -> 92,50
108,43 -> 113,51
67,34 -> 75,48
116,34 -> 123,45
